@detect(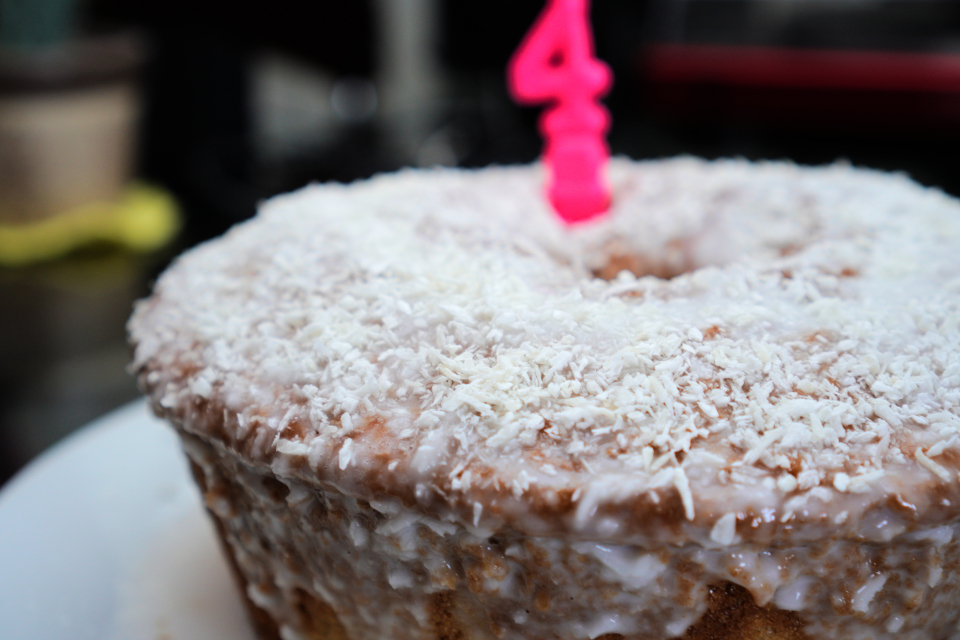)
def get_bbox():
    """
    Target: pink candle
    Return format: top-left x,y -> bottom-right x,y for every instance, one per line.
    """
508,0 -> 613,224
